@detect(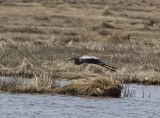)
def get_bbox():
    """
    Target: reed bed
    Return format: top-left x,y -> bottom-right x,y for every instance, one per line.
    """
0,73 -> 58,94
